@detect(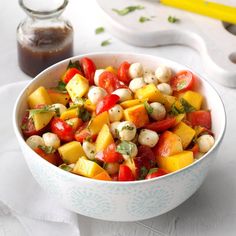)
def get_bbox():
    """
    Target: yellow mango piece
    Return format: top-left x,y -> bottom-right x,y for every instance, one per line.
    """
65,117 -> 83,130
105,66 -> 117,74
84,99 -> 96,112
172,122 -> 196,149
157,151 -> 194,173
47,89 -> 70,106
88,111 -> 110,135
162,94 -> 177,111
175,114 -> 186,124
123,104 -> 149,128
60,108 -> 78,120
95,124 -> 114,152
73,158 -> 104,178
120,98 -> 148,109
93,171 -> 112,181
32,111 -> 54,131
28,86 -> 52,109
135,84 -> 165,103
58,141 -> 86,164
66,74 -> 89,102
182,91 -> 203,110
